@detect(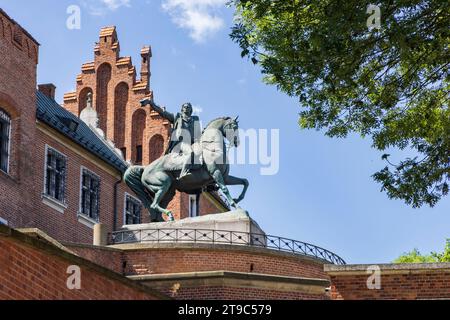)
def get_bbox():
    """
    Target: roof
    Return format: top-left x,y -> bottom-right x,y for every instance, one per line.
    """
36,91 -> 128,173
99,26 -> 116,37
